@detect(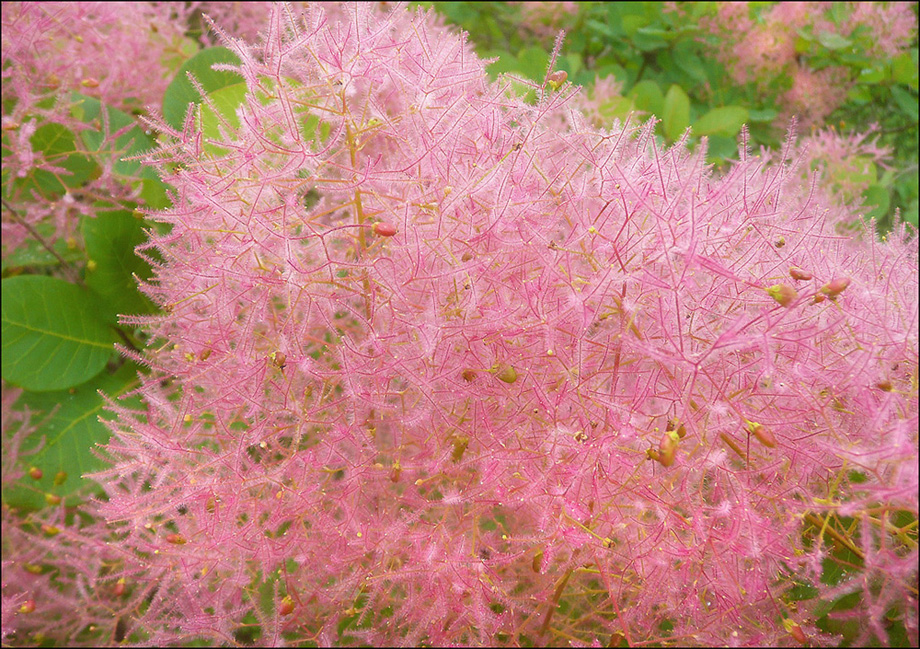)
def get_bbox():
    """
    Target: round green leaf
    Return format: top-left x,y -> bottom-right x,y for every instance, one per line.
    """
693,106 -> 749,138
162,46 -> 243,130
2,275 -> 117,391
16,123 -> 98,197
3,362 -> 141,512
82,208 -> 156,321
662,84 -> 690,142
628,80 -> 664,117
